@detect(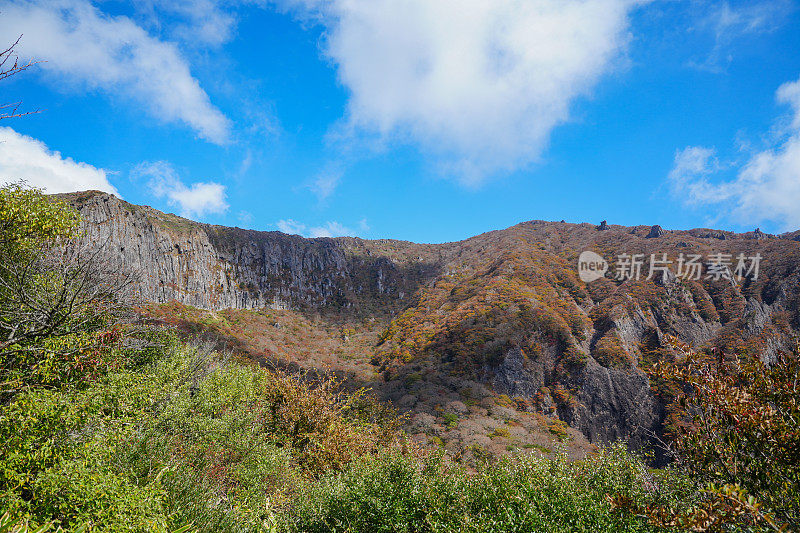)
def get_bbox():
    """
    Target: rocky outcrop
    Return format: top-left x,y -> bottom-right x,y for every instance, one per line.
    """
68,192 -> 437,312
646,225 -> 664,238
751,228 -> 769,239
490,345 -> 556,399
